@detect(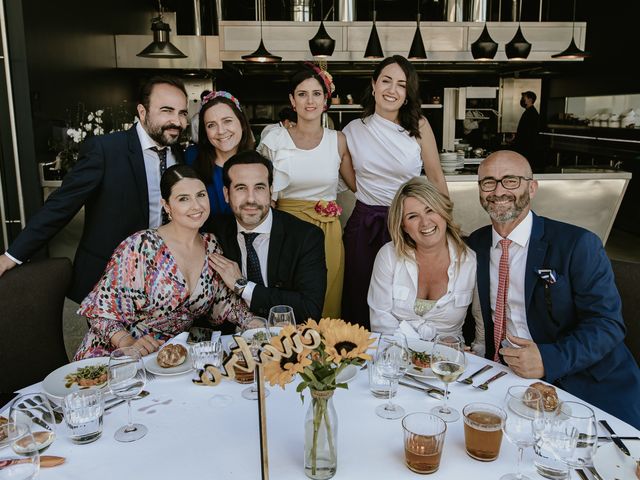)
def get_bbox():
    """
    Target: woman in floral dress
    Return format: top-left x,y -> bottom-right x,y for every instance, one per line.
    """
74,165 -> 248,359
